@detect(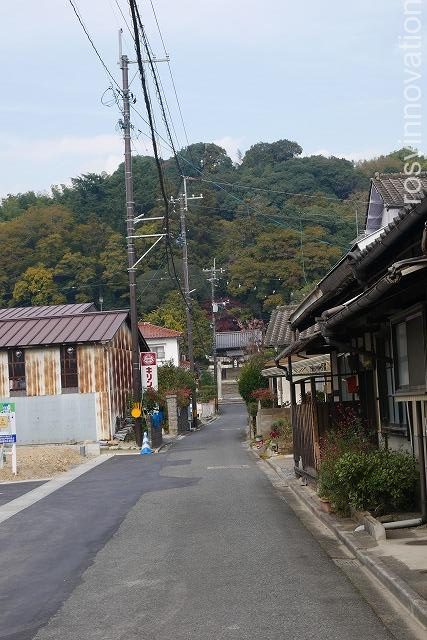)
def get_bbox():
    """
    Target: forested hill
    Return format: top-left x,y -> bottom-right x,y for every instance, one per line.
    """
0,140 -> 423,320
